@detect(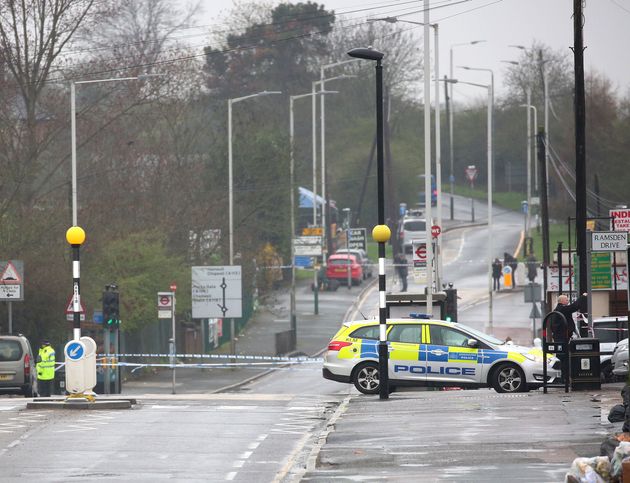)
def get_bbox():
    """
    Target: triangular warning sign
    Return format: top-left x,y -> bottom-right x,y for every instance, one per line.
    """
0,262 -> 21,284
65,295 -> 86,314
